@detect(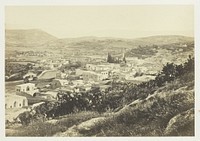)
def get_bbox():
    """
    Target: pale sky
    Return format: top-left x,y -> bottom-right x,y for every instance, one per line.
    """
5,6 -> 194,38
